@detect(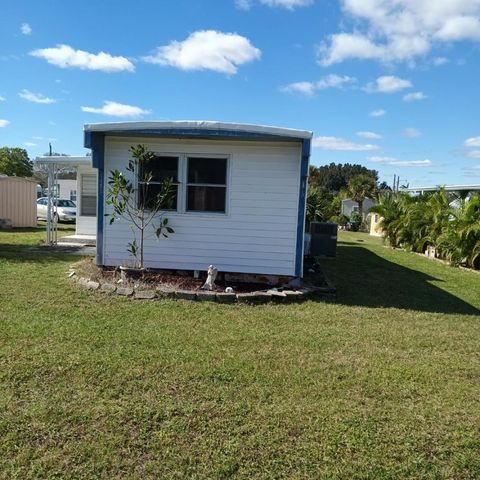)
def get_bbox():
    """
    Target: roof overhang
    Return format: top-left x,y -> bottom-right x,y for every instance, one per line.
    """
35,156 -> 92,167
84,120 -> 313,145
